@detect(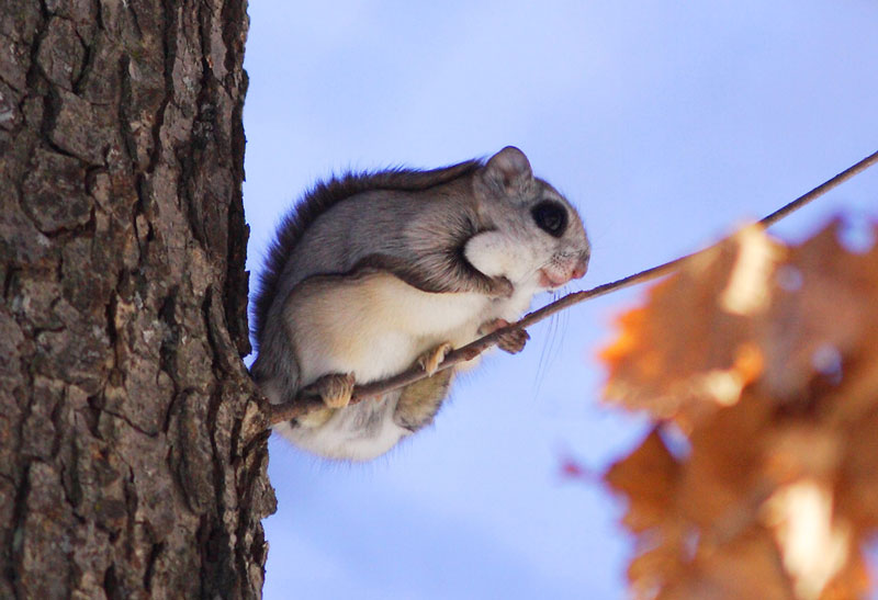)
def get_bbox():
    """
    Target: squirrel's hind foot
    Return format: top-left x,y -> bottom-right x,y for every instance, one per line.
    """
303,372 -> 356,409
418,342 -> 454,377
